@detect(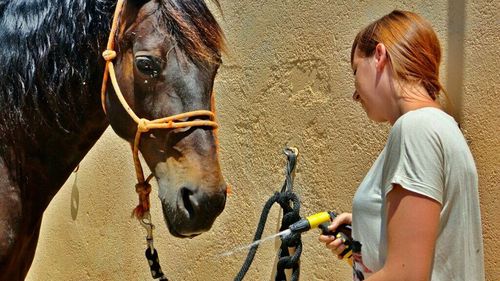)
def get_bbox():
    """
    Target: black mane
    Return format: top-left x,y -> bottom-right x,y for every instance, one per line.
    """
0,0 -> 114,143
